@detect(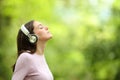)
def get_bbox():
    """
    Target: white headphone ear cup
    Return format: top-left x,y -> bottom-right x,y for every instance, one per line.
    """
29,34 -> 38,44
